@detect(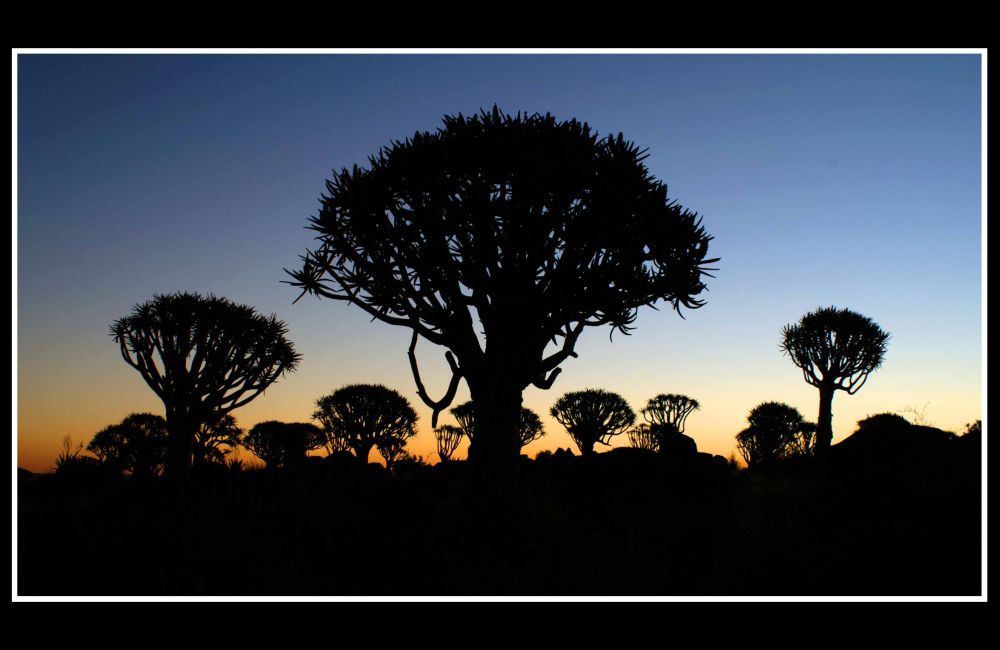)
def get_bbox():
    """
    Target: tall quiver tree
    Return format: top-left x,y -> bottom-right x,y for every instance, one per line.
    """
313,384 -> 418,464
780,306 -> 889,456
287,108 -> 716,469
111,292 -> 300,478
